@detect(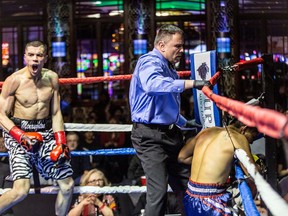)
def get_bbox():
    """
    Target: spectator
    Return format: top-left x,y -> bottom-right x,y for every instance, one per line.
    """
94,90 -> 110,123
126,155 -> 145,186
86,110 -> 98,124
68,168 -> 119,216
81,131 -> 98,150
105,101 -> 126,124
81,131 -> 103,169
100,117 -> 125,149
254,199 -> 268,216
66,132 -> 92,185
100,117 -> 128,184
73,107 -> 87,123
